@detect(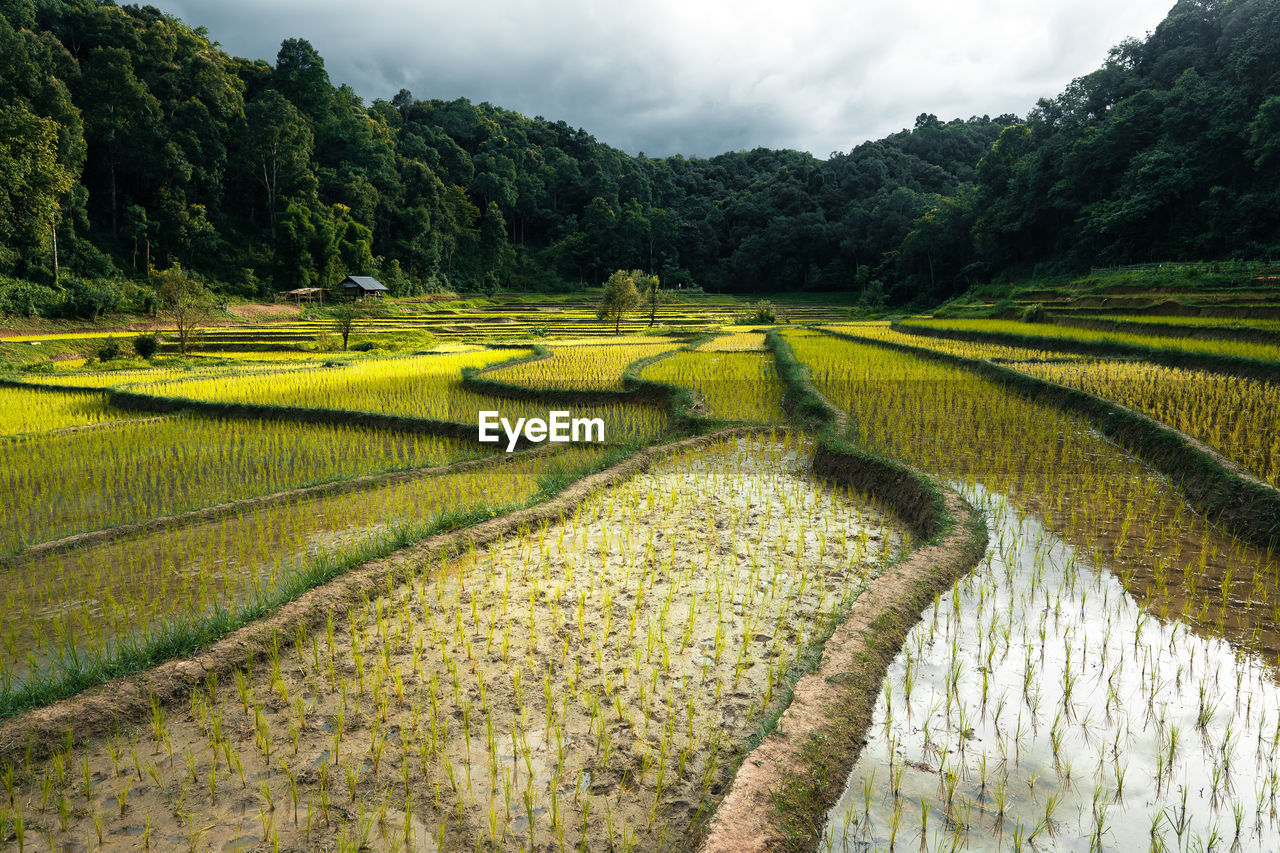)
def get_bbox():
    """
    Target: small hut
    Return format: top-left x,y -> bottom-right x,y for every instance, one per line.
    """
340,276 -> 389,300
283,287 -> 325,304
